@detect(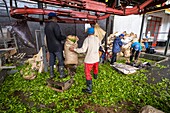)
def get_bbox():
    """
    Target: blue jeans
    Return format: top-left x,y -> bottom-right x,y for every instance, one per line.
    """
49,52 -> 64,66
